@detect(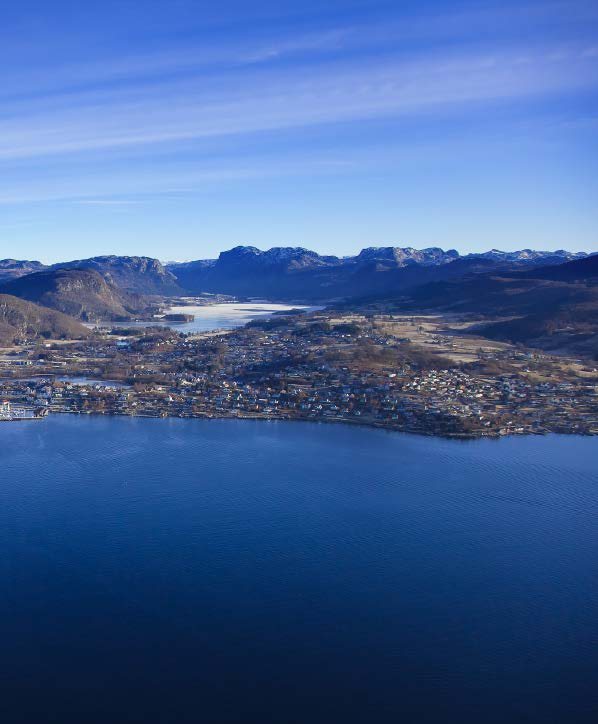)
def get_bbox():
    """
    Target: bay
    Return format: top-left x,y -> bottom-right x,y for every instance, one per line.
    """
1,416 -> 597,723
